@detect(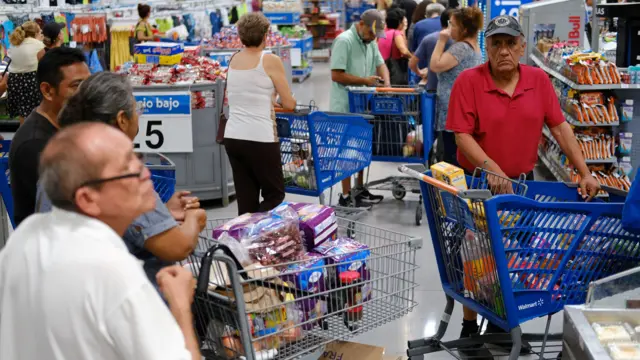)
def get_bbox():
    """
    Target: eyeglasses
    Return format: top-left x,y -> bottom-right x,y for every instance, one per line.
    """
78,171 -> 144,189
